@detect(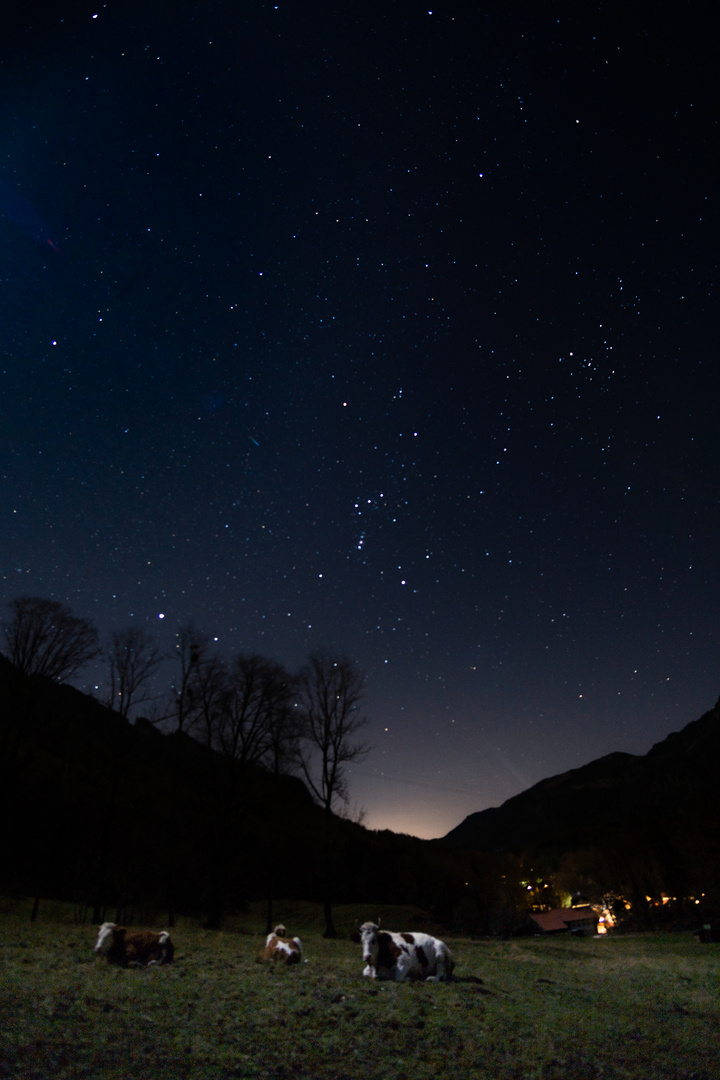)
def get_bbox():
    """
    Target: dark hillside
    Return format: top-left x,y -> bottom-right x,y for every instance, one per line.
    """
0,652 -> 326,914
0,654 -> 517,930
442,750 -> 639,855
3,653 -> 718,927
440,697 -> 720,910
